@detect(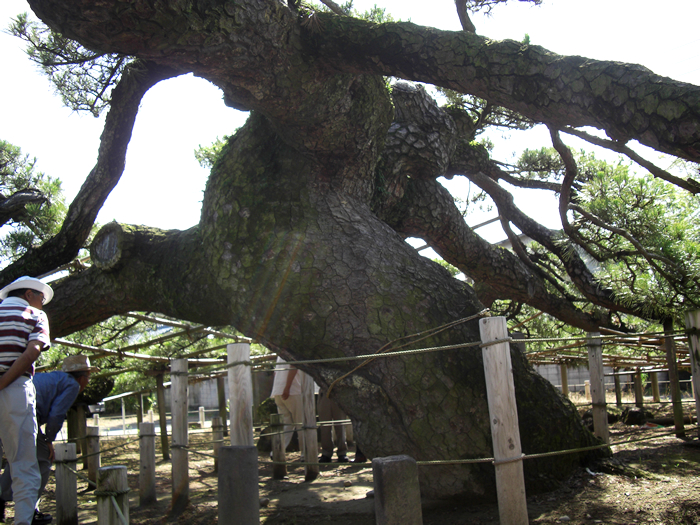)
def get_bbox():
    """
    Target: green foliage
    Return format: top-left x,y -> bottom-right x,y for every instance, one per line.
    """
517,147 -> 565,181
575,168 -> 700,319
195,136 -> 229,169
508,147 -> 700,323
432,258 -> 461,278
517,147 -> 610,188
436,87 -> 535,137
492,300 -> 584,350
53,313 -> 270,402
0,140 -> 66,263
353,3 -> 395,23
9,13 -> 127,117
492,300 -> 662,360
465,0 -> 543,14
